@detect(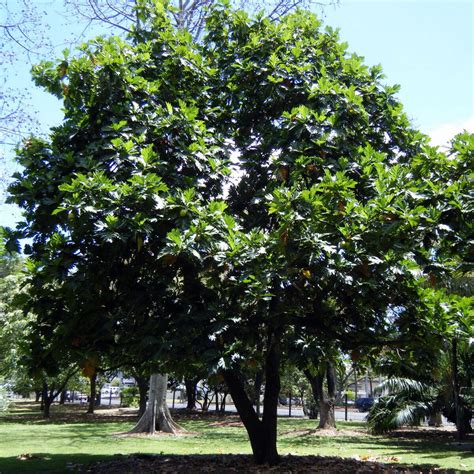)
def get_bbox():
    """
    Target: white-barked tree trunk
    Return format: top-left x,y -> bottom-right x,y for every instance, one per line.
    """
128,373 -> 181,434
